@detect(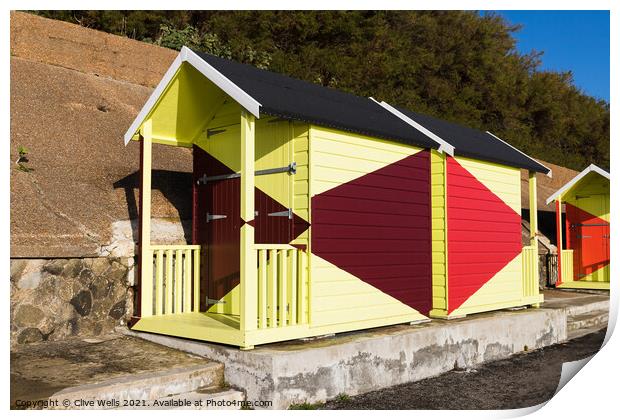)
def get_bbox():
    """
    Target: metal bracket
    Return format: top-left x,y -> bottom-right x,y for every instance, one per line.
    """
255,162 -> 297,176
206,298 -> 226,305
268,208 -> 292,219
197,162 -> 296,185
207,213 -> 227,223
207,128 -> 226,138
